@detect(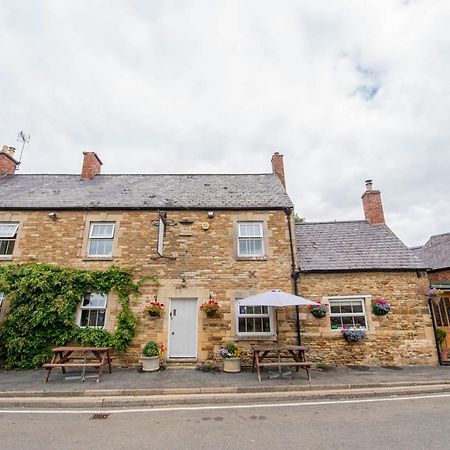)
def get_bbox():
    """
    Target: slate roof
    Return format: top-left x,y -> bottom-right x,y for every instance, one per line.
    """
0,173 -> 293,210
296,220 -> 426,272
411,233 -> 450,271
